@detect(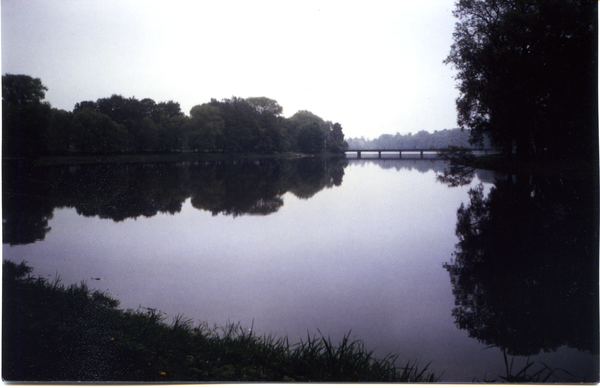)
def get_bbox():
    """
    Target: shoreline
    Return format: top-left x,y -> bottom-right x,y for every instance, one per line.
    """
458,153 -> 598,179
2,151 -> 345,167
